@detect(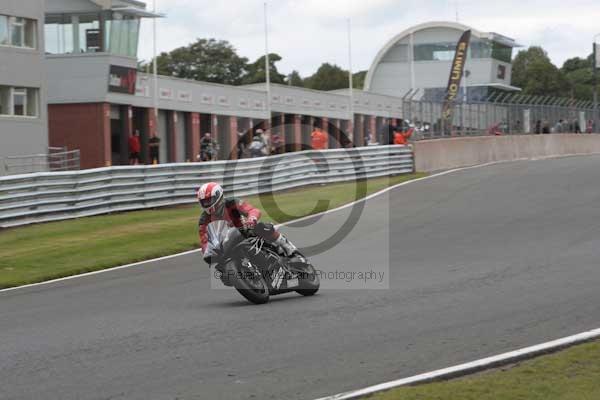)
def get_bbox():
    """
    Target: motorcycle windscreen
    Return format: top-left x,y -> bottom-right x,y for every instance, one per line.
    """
205,220 -> 231,259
